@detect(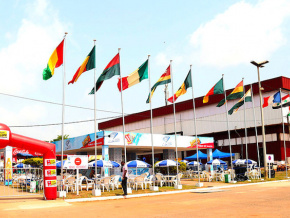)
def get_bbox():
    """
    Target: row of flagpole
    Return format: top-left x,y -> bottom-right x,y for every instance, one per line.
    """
51,34 -> 289,184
